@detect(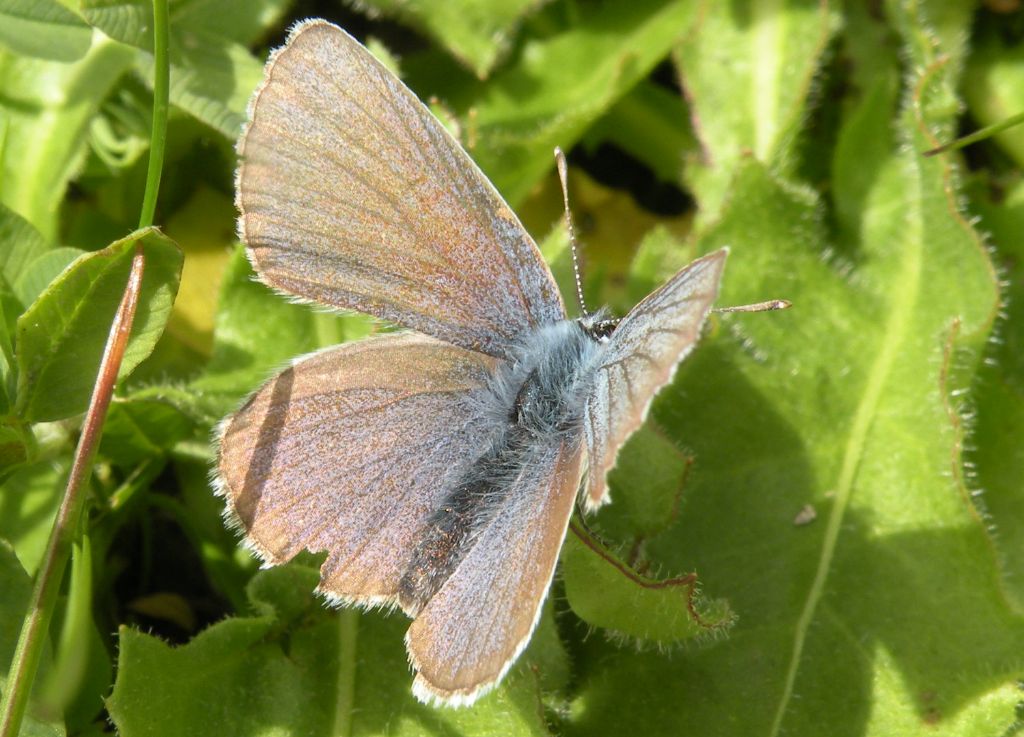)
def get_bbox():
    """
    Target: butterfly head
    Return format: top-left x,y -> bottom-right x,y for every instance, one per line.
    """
577,310 -> 619,344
